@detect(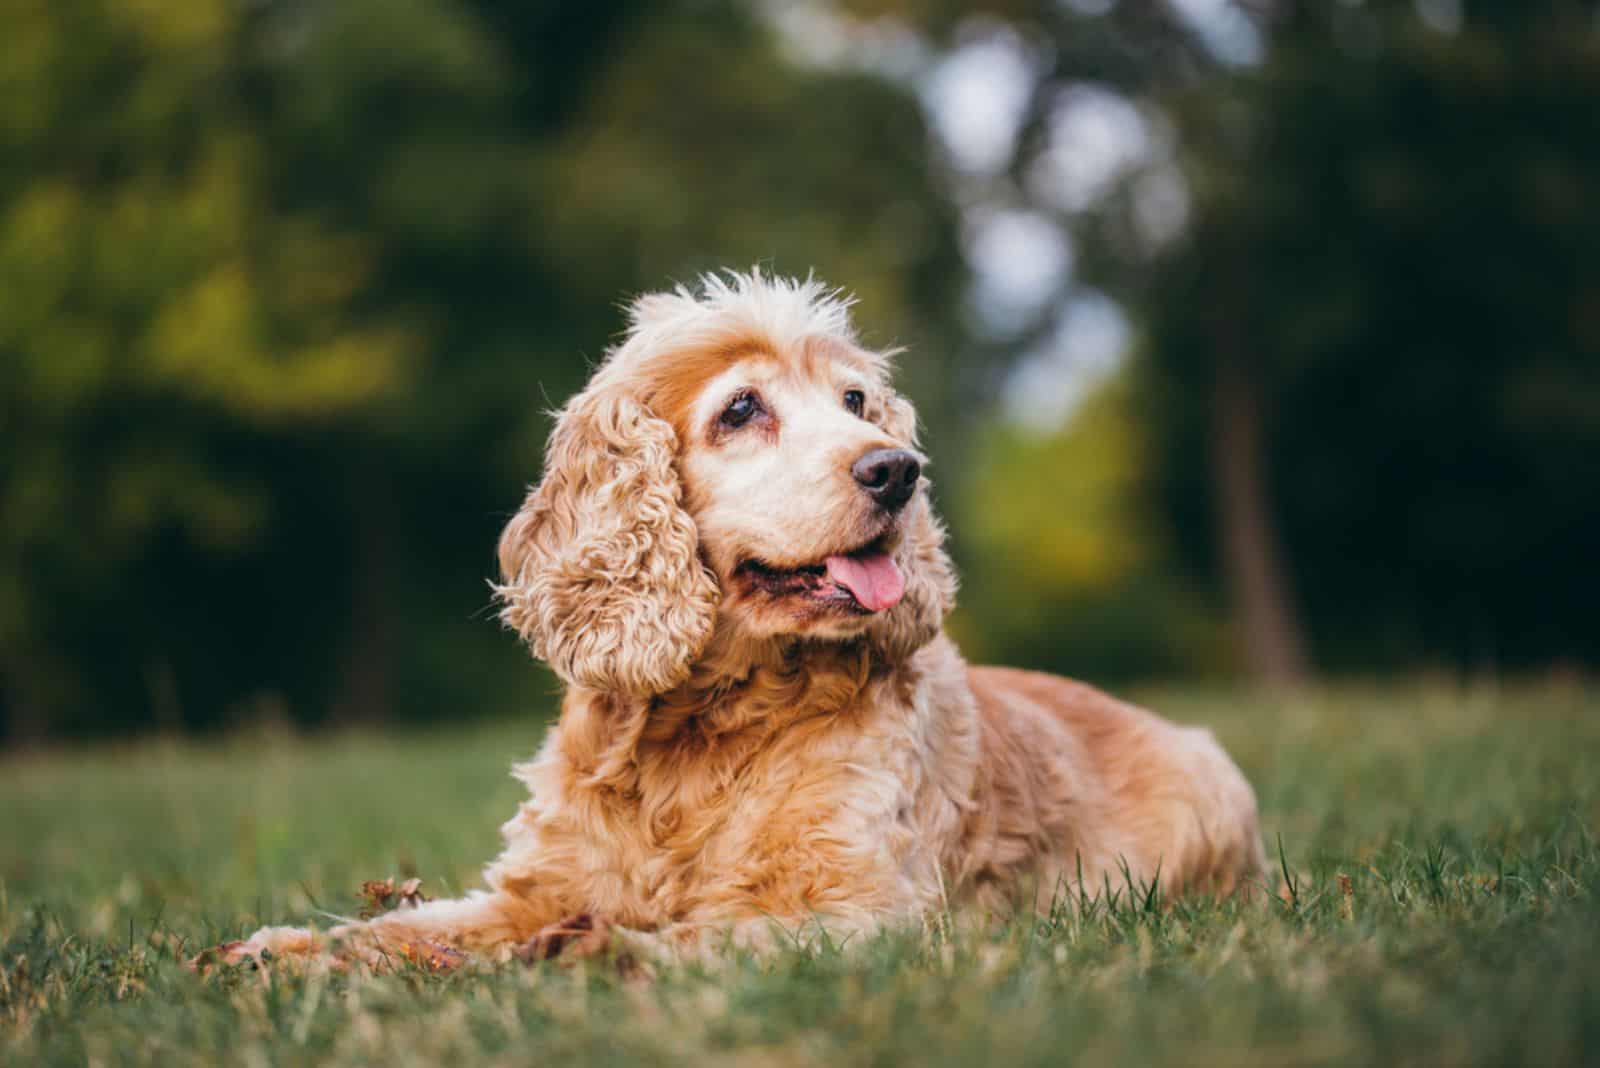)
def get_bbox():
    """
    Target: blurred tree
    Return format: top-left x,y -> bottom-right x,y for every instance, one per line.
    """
952,376 -> 1229,682
0,0 -> 966,742
0,0 -> 415,739
1141,1 -> 1600,675
884,0 -> 1600,680
16,0 -> 1593,739
855,0 -> 1285,679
